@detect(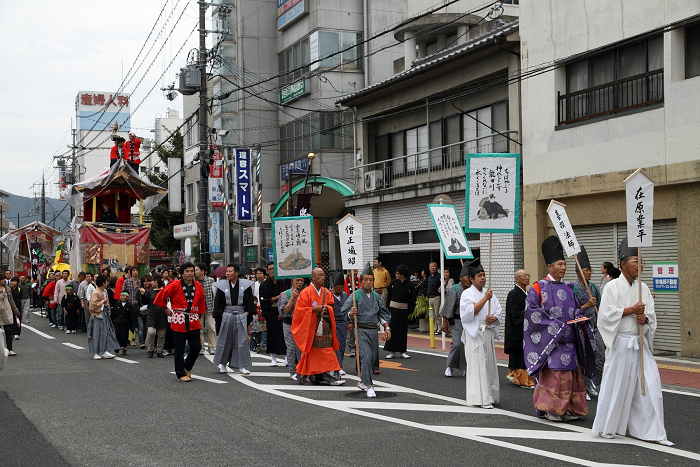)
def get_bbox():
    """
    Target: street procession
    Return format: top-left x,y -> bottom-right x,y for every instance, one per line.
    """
2,1 -> 700,466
